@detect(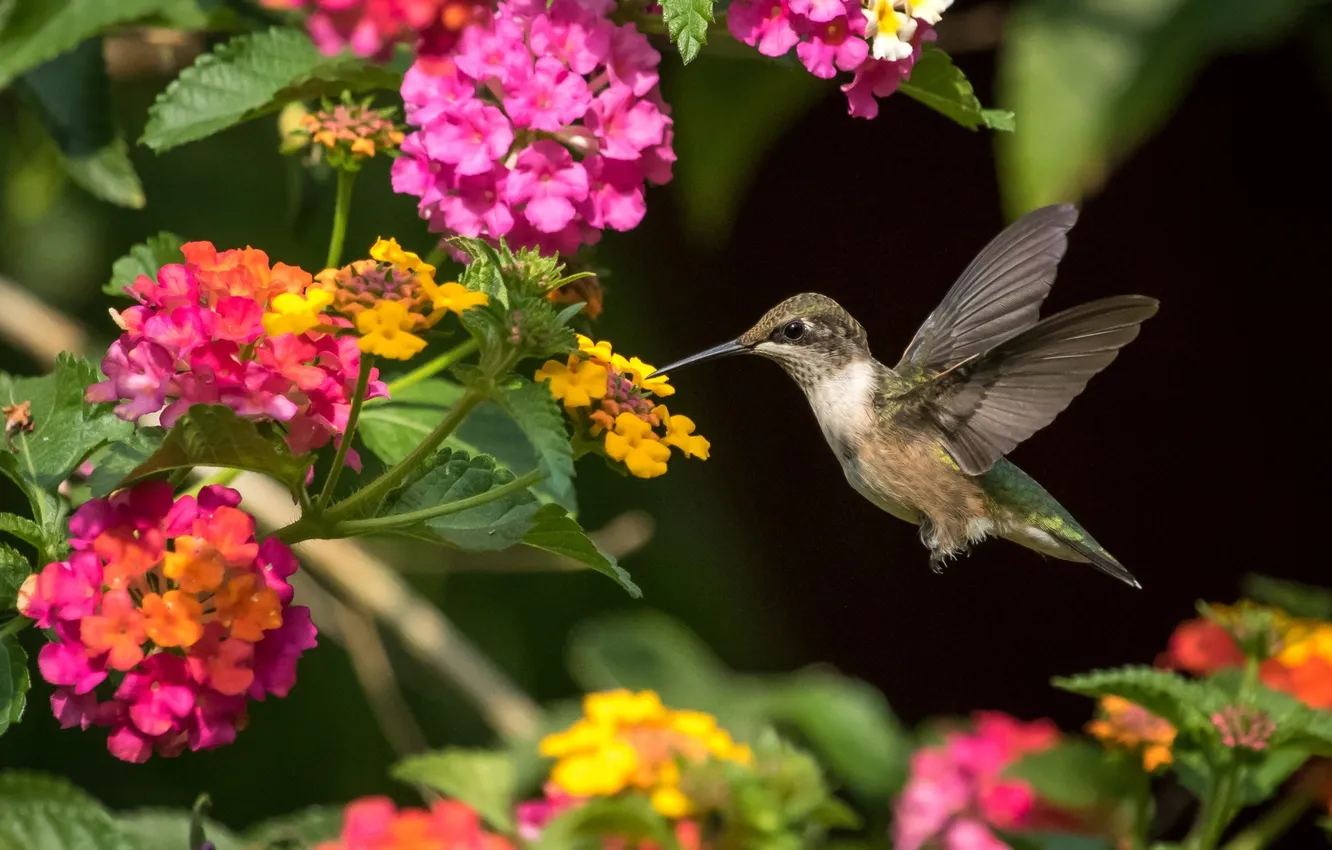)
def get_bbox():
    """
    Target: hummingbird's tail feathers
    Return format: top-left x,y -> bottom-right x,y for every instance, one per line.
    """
1056,535 -> 1142,589
896,204 -> 1079,377
910,294 -> 1160,476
